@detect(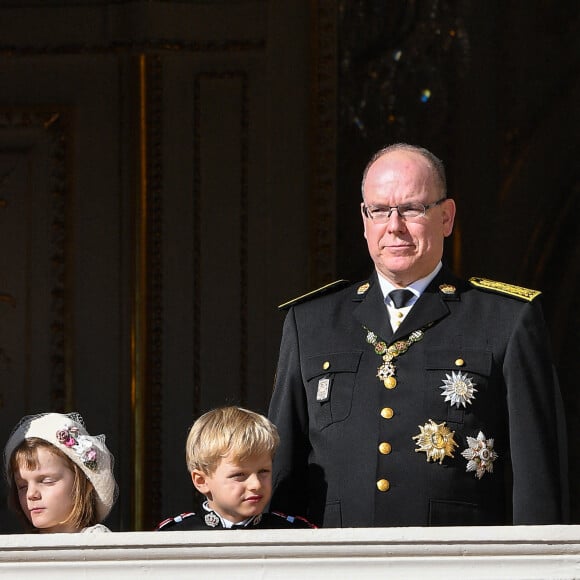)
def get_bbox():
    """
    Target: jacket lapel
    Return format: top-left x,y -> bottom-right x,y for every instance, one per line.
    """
353,268 -> 462,344
391,268 -> 460,341
352,274 -> 393,341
